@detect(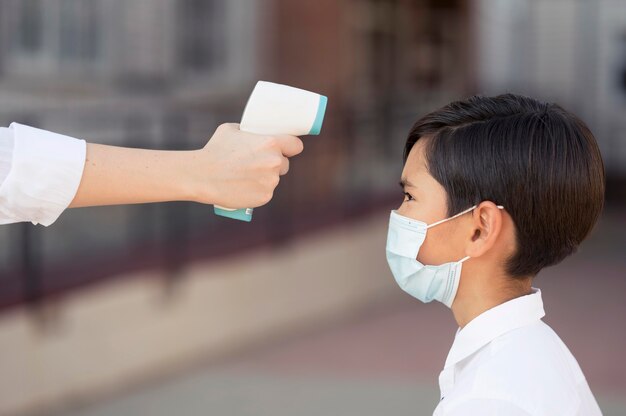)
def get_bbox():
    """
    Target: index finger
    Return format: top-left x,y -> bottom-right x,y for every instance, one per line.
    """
274,135 -> 304,158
